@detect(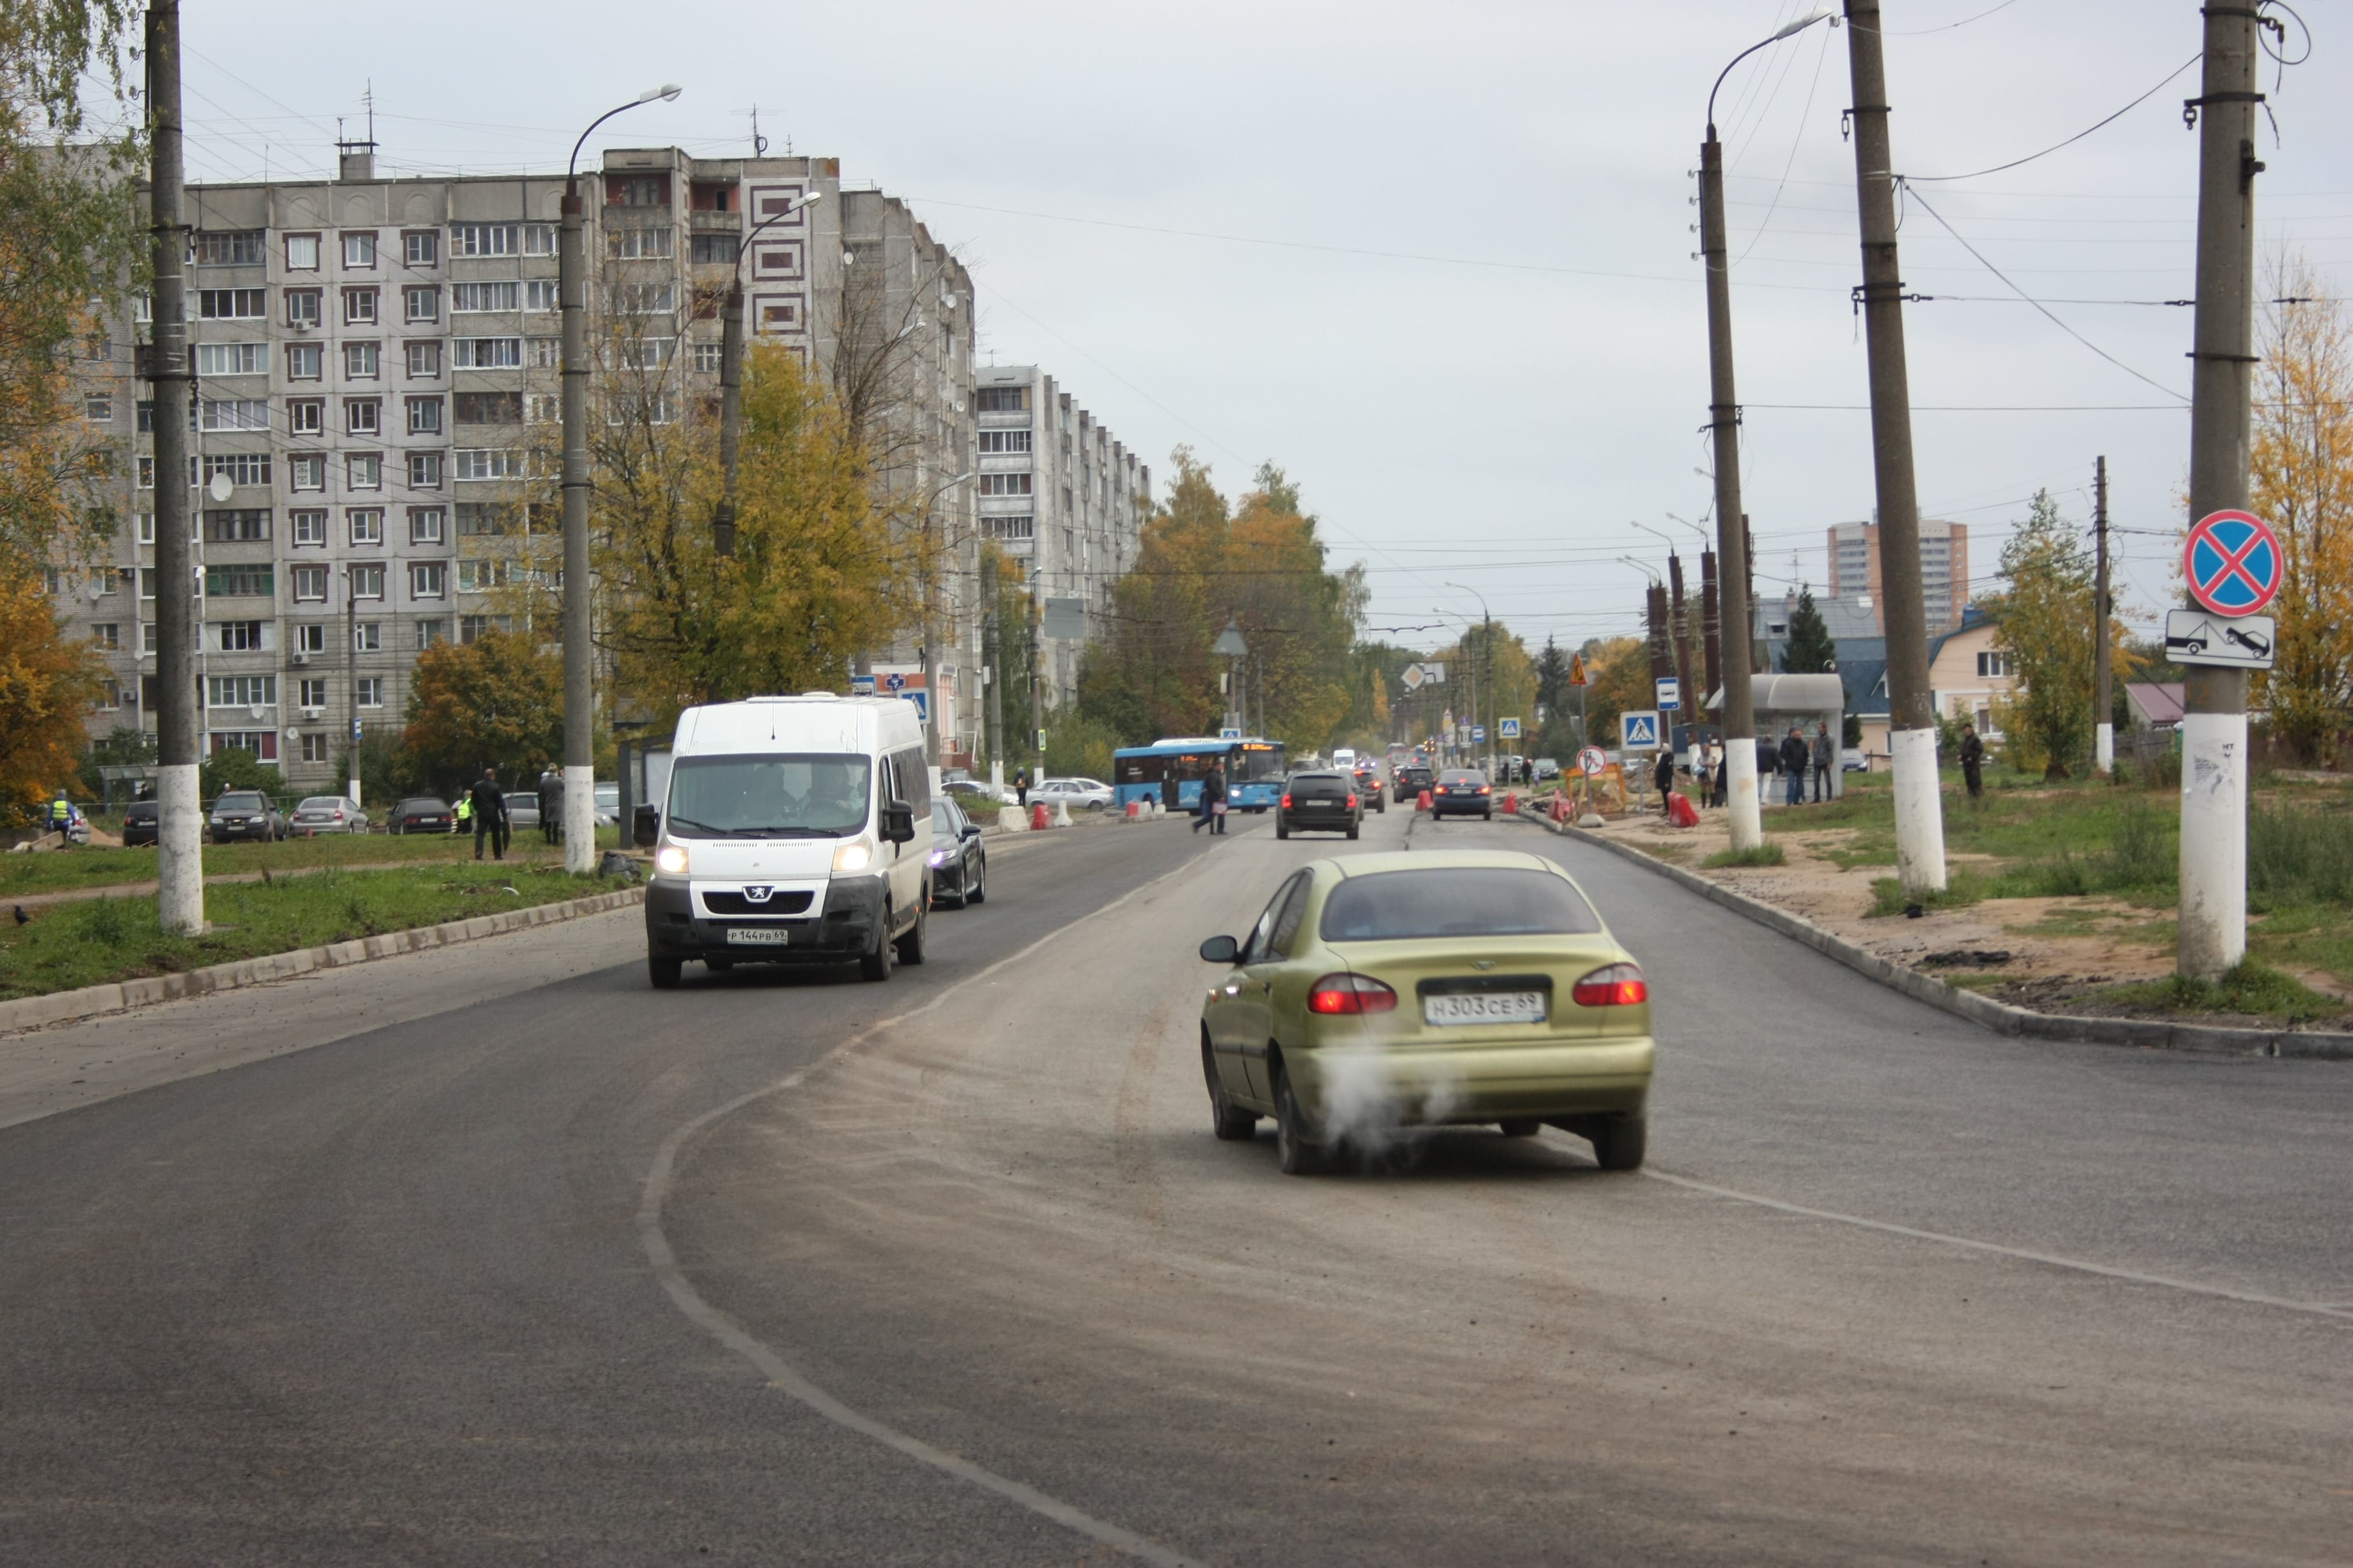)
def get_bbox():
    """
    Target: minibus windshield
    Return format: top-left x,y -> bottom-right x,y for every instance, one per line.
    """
665,753 -> 871,838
